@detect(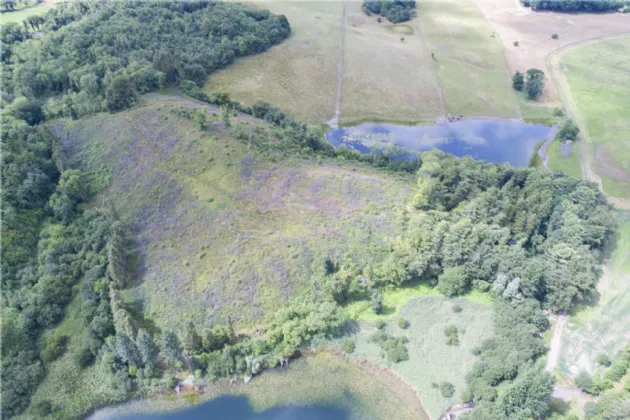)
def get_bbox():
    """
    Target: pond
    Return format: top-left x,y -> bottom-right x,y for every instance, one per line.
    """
92,395 -> 350,420
326,119 -> 553,167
